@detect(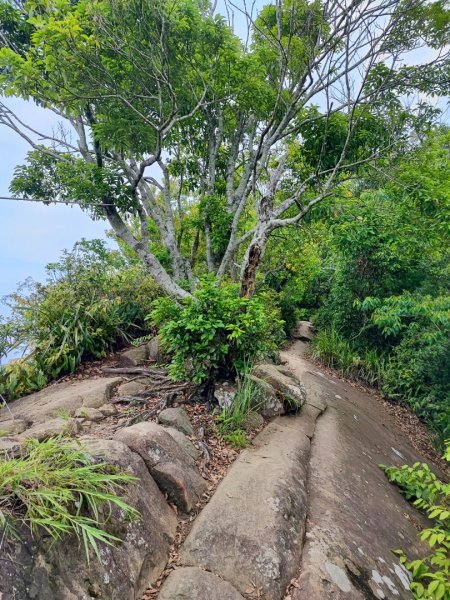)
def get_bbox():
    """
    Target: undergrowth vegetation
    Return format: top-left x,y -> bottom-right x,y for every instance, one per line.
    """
0,240 -> 158,399
0,436 -> 139,562
216,371 -> 261,447
150,278 -> 285,384
286,129 -> 450,443
382,442 -> 450,599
